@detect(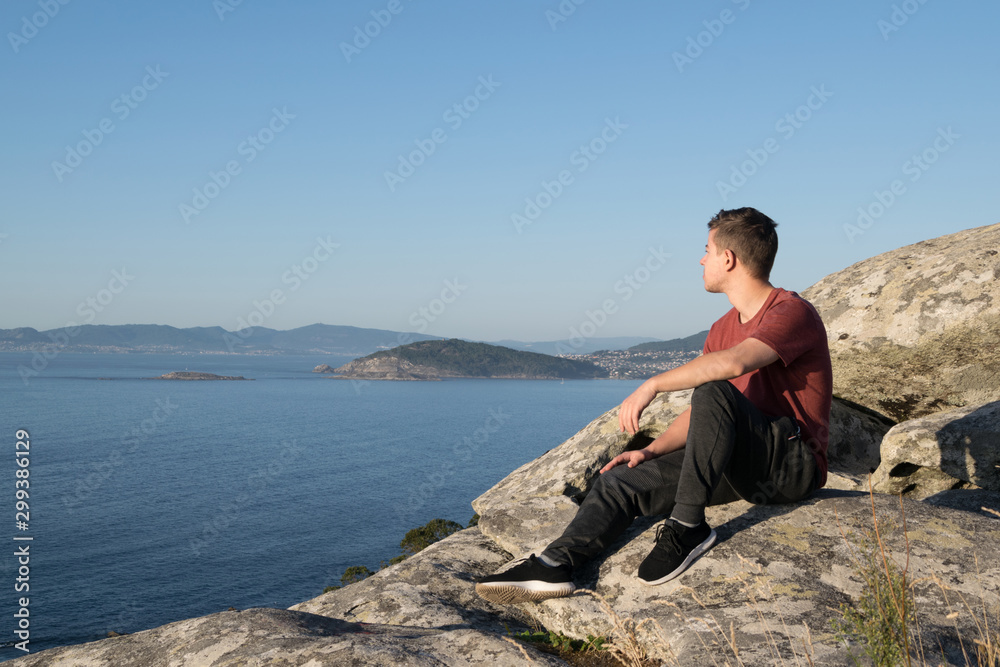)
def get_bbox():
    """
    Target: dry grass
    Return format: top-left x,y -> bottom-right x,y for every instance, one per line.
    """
925,552 -> 1000,667
523,495 -> 1000,666
830,481 -> 1000,666
832,485 -> 919,666
501,634 -> 537,663
577,567 -> 820,667
577,589 -> 662,667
